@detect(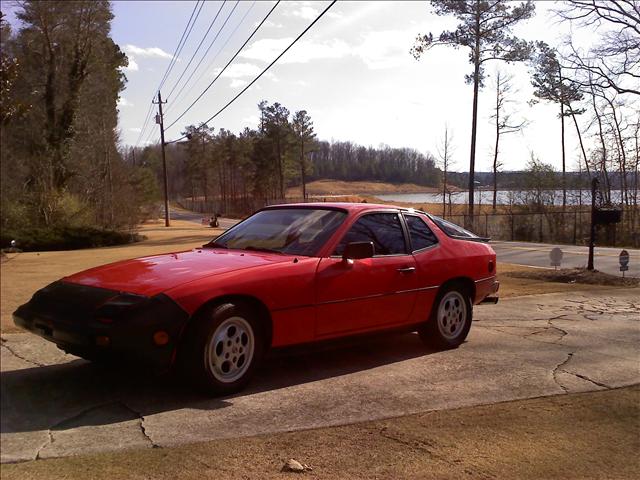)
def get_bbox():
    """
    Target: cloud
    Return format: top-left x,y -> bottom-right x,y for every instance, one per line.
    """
240,38 -> 350,64
129,127 -> 142,133
123,44 -> 173,59
242,115 -> 260,126
117,97 -> 134,108
354,30 -> 417,70
123,56 -> 139,72
219,63 -> 263,79
290,5 -> 319,20
229,79 -> 248,89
